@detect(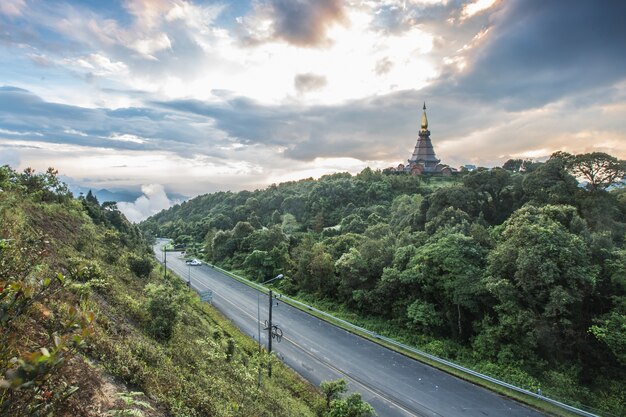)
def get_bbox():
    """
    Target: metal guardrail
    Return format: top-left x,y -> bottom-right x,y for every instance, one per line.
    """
208,264 -> 600,417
